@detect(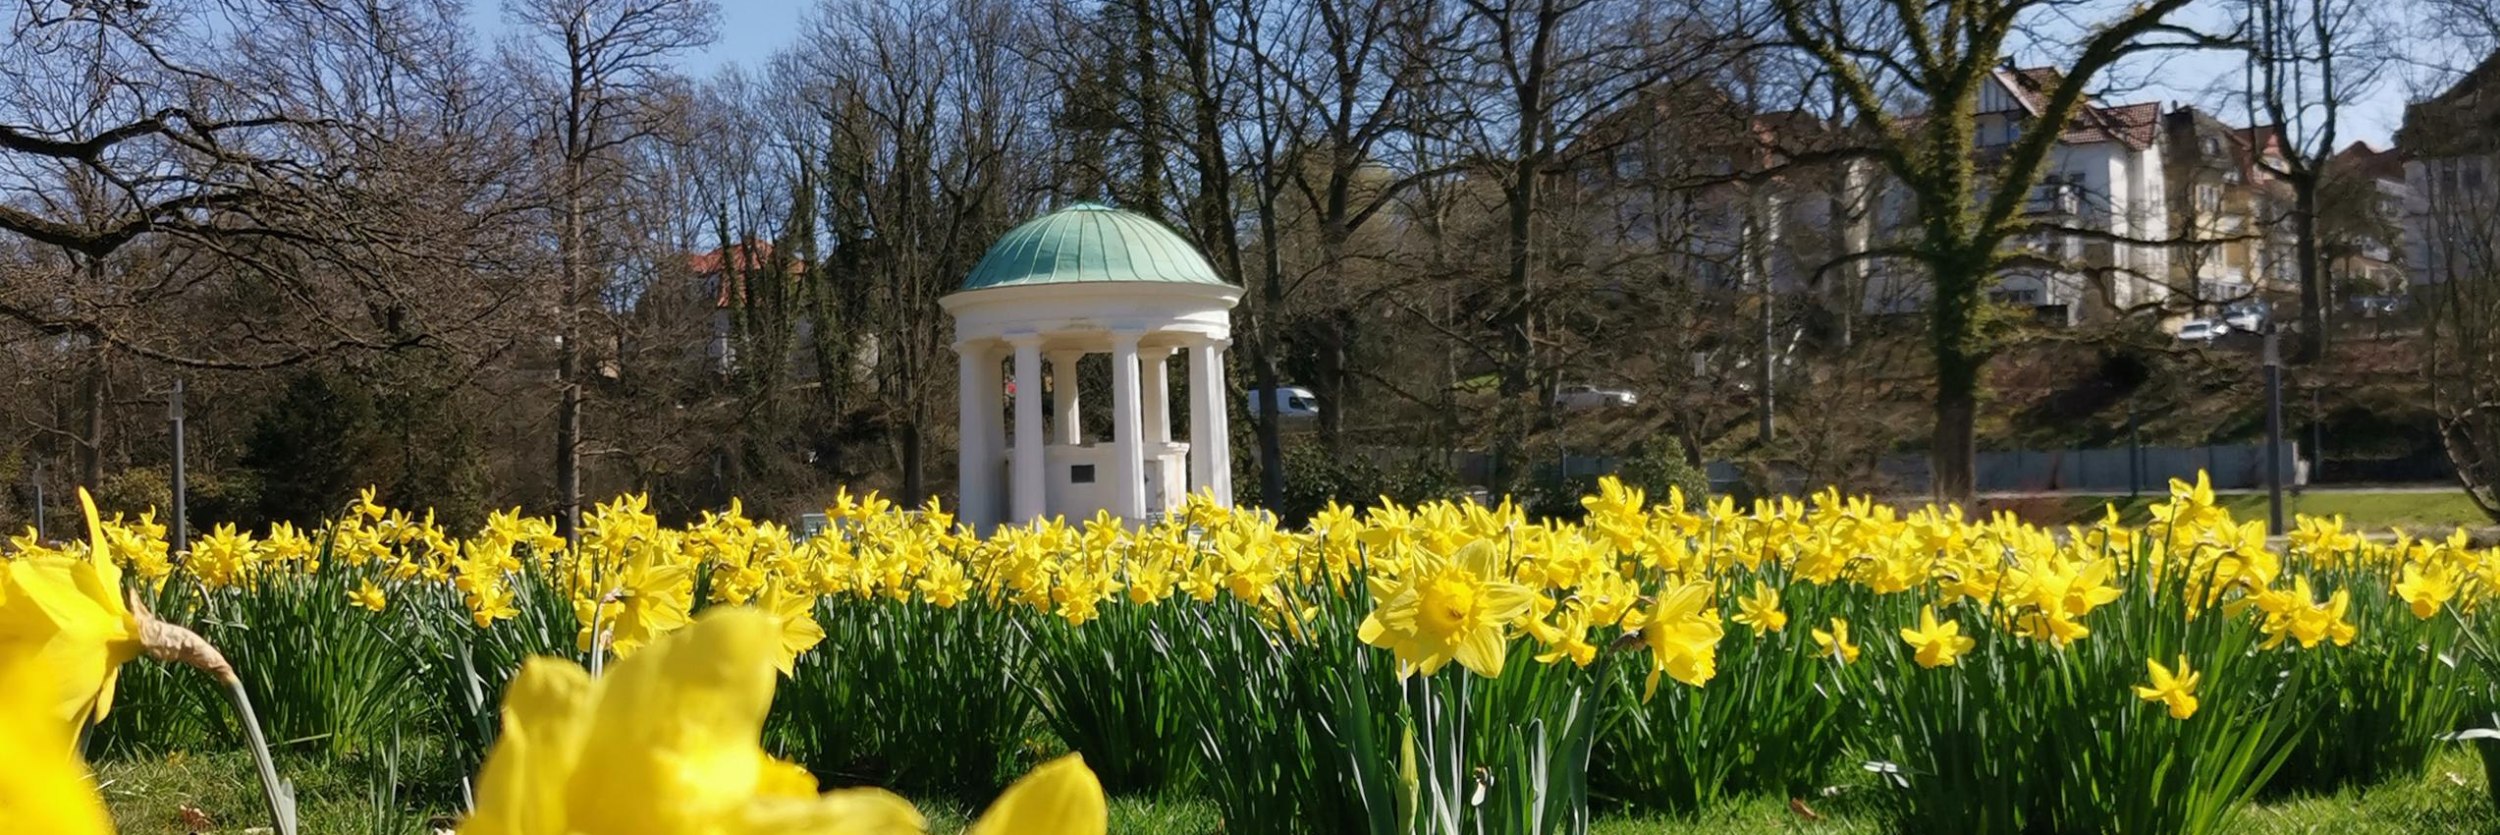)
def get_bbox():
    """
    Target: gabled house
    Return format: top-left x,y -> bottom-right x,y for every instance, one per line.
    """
2321,141 -> 2410,297
2161,106 -> 2283,307
1965,65 -> 2172,323
2399,51 -> 2500,287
